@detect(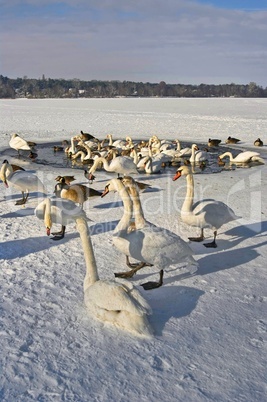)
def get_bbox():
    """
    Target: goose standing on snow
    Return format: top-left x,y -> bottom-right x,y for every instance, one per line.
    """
172,165 -> 240,248
101,178 -> 198,281
218,151 -> 264,164
54,177 -> 102,207
0,159 -> 46,205
35,197 -> 87,240
9,133 -> 36,155
77,216 -> 153,336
